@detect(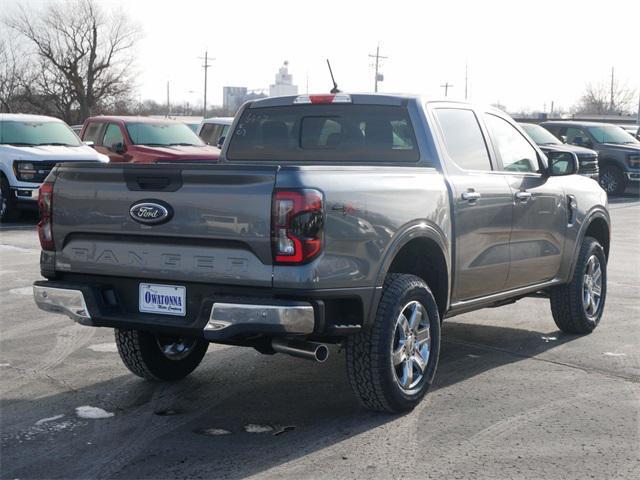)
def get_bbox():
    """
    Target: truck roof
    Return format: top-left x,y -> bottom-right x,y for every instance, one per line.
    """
248,93 -> 424,108
0,113 -> 65,123
541,120 -> 616,127
84,115 -> 182,124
